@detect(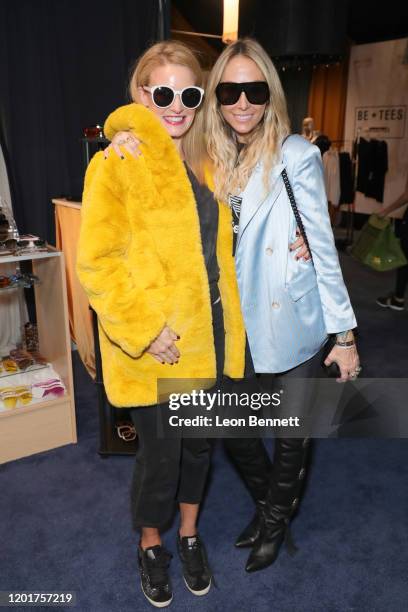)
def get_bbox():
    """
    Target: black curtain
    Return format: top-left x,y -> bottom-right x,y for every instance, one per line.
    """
254,0 -> 349,57
280,68 -> 313,135
0,0 -> 168,242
